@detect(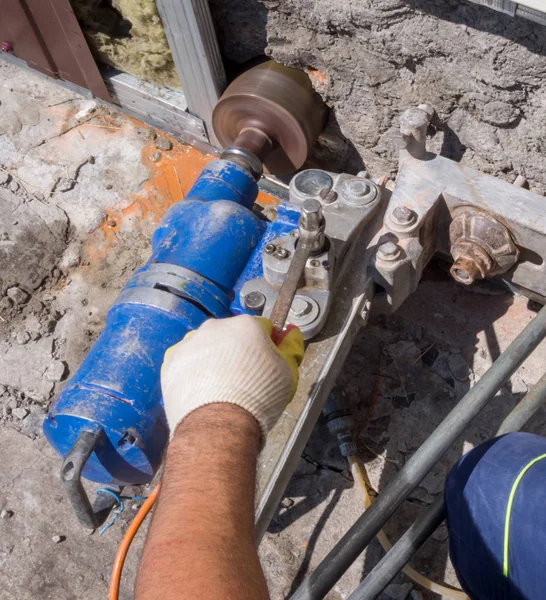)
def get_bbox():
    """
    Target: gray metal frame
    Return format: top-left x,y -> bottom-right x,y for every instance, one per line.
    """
103,70 -> 210,150
466,0 -> 546,25
0,52 -> 213,152
155,0 -> 227,143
